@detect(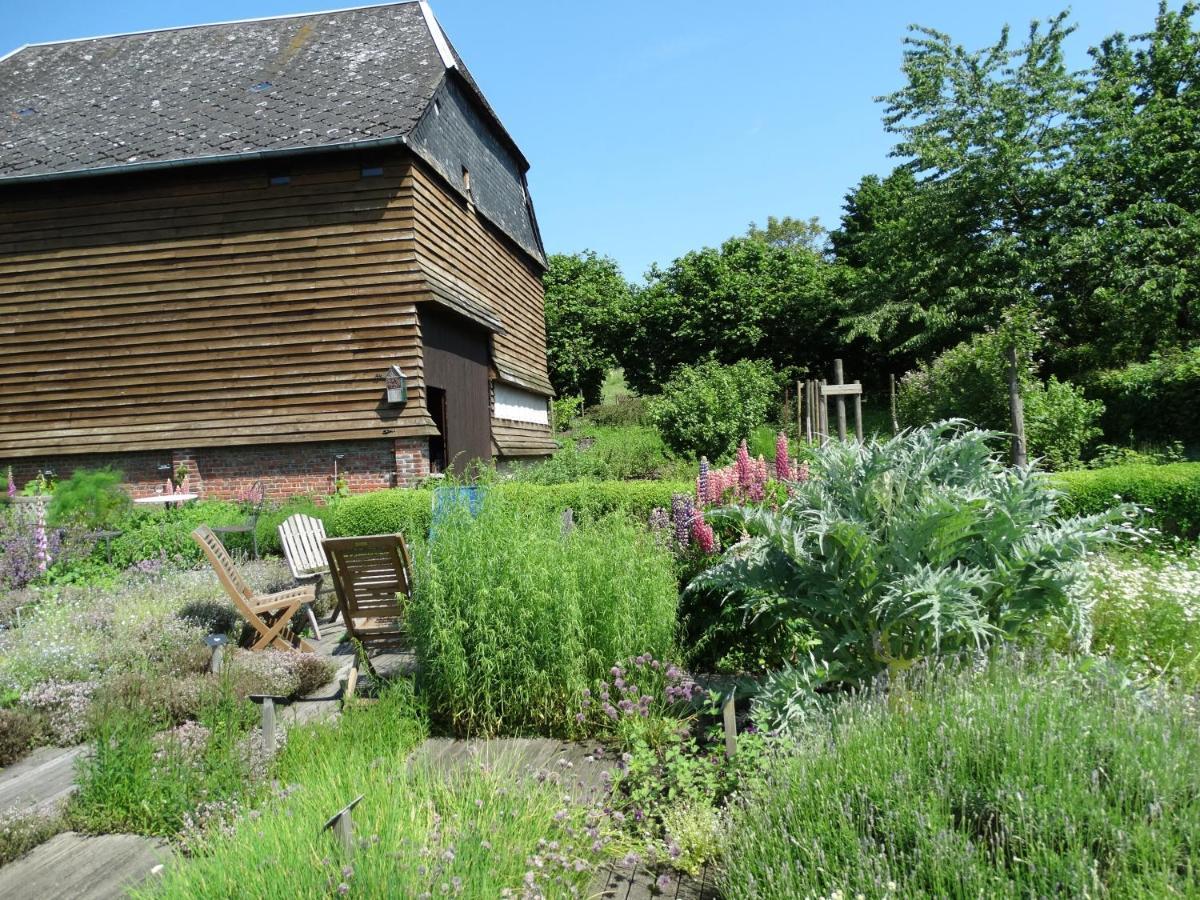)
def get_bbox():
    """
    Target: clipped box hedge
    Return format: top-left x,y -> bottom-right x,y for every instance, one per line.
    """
1053,462 -> 1200,539
329,480 -> 693,539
